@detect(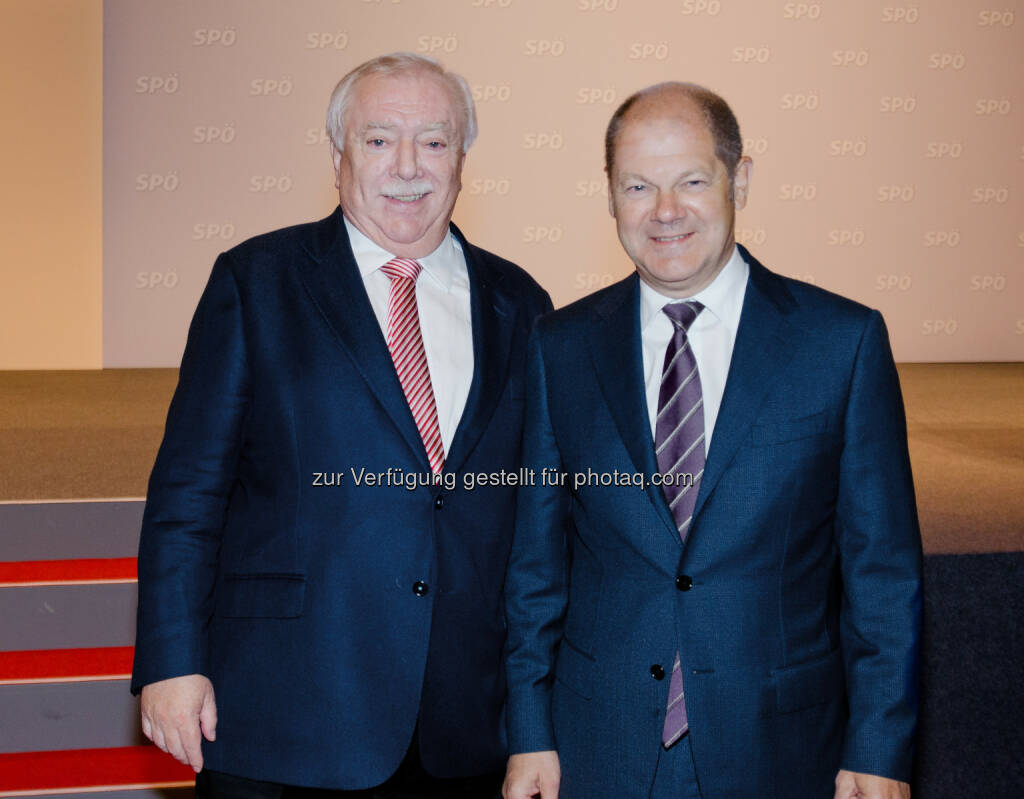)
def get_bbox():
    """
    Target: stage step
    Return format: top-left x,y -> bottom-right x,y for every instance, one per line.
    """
0,747 -> 193,796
